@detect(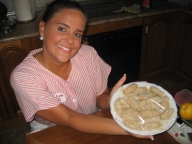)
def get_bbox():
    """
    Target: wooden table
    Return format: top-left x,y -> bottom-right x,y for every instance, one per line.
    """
25,110 -> 179,144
